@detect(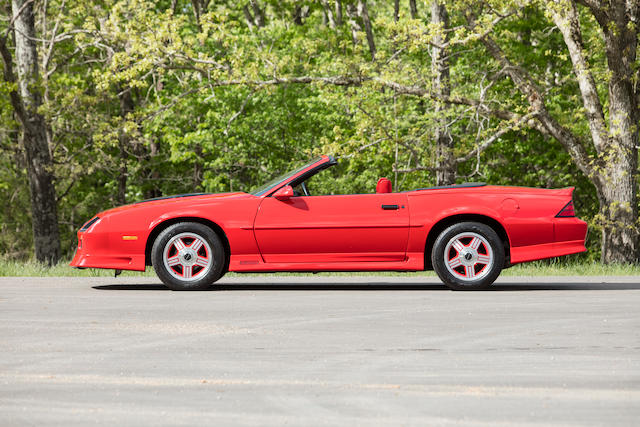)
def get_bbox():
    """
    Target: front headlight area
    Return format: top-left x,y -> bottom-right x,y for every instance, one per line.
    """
77,216 -> 101,250
80,216 -> 101,232
76,215 -> 111,252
